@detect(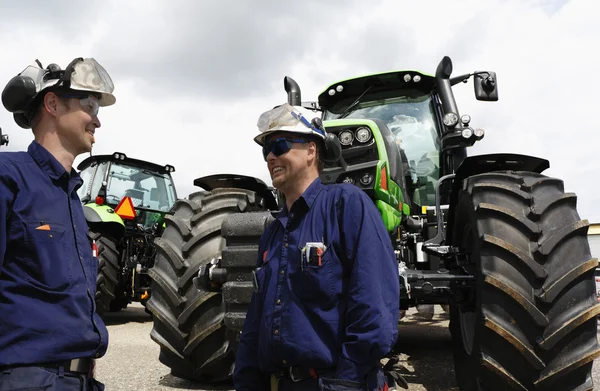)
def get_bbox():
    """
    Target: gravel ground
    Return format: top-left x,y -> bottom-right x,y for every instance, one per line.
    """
95,303 -> 600,391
